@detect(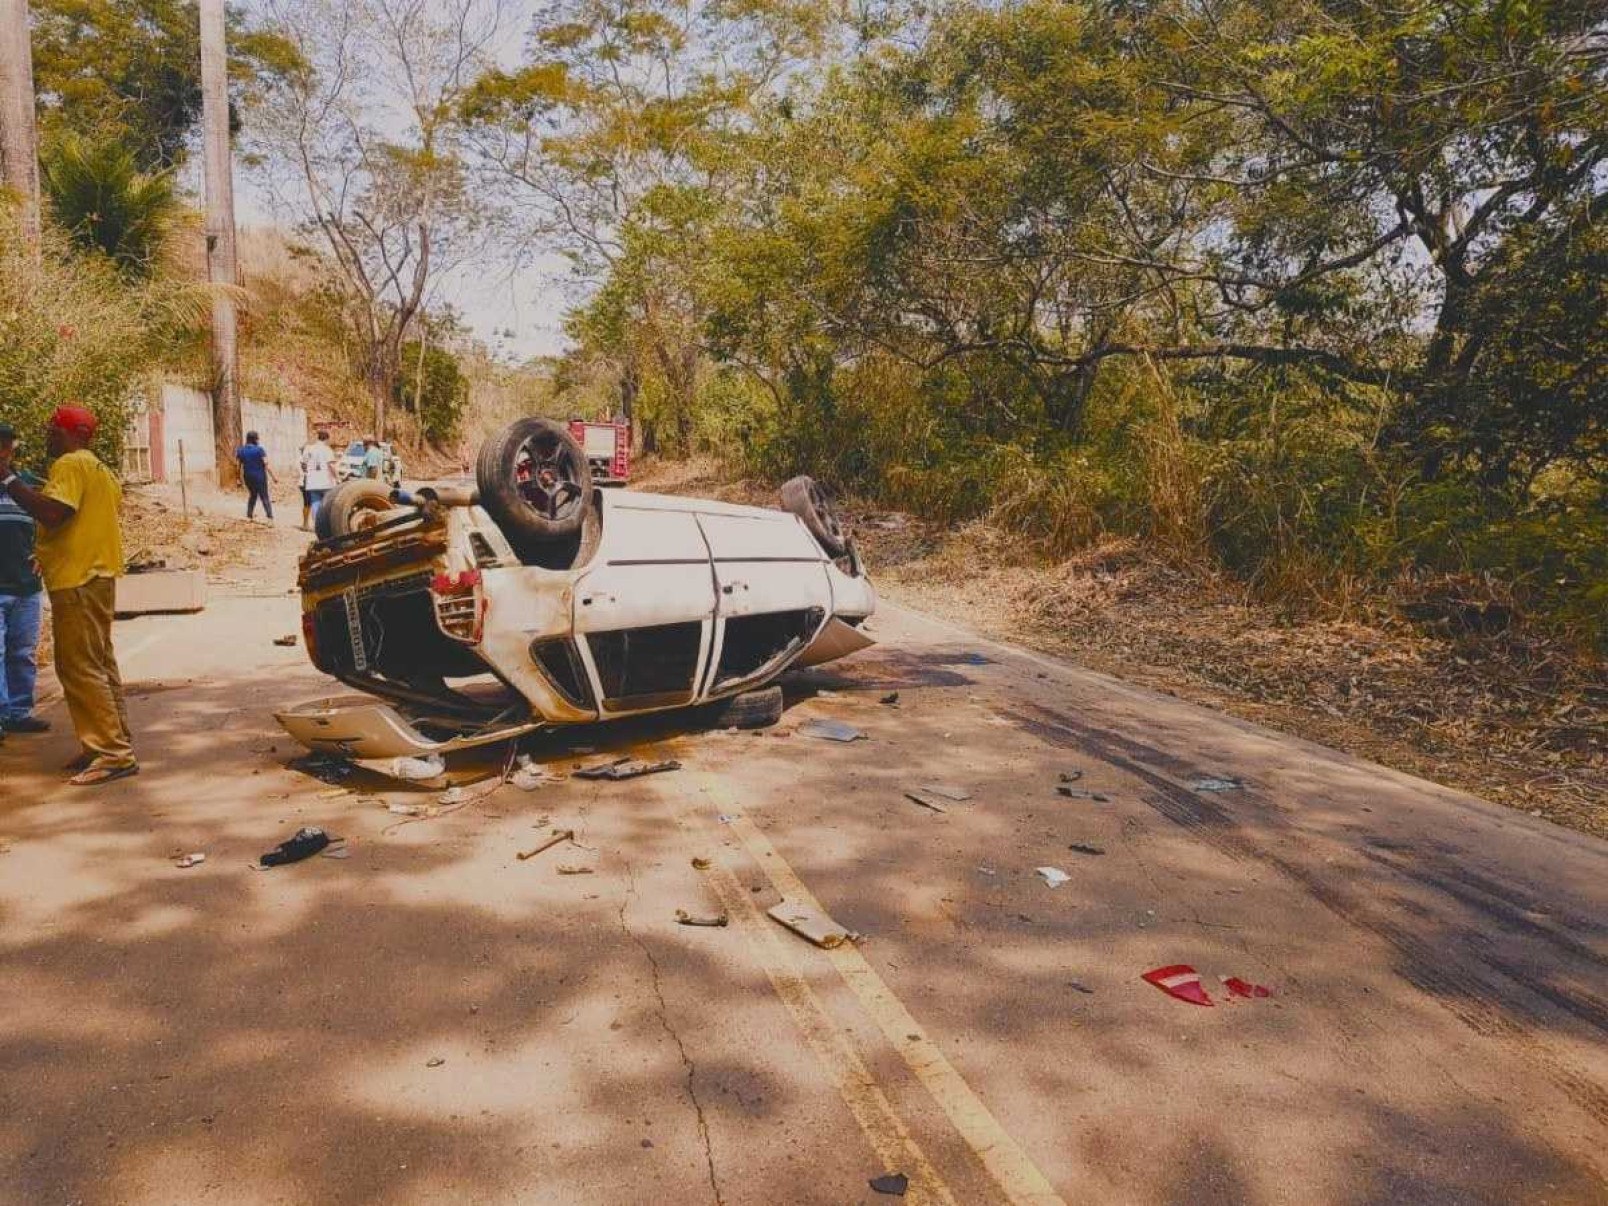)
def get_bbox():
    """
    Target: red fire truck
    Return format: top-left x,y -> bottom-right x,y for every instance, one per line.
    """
567,418 -> 632,486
